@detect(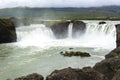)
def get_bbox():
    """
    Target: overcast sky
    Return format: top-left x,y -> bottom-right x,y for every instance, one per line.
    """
0,0 -> 120,8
